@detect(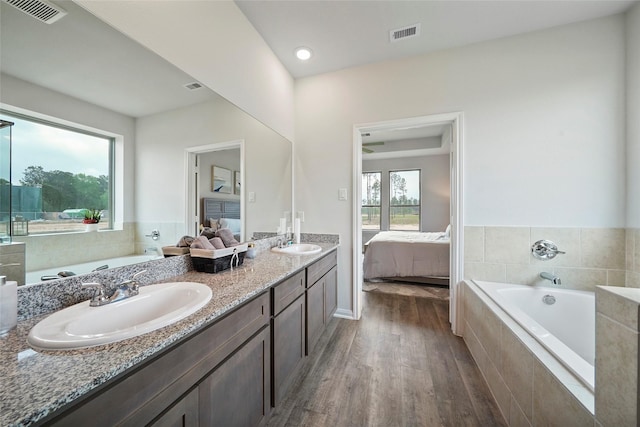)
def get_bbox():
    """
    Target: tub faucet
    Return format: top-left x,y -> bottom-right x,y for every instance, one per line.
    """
540,271 -> 561,285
